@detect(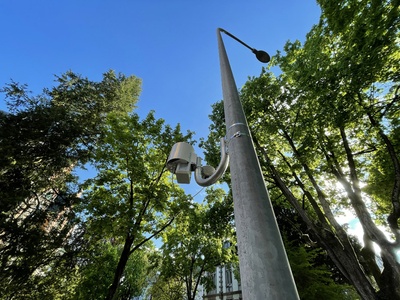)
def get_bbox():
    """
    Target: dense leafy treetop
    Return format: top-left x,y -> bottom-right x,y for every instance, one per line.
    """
0,70 -> 143,299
